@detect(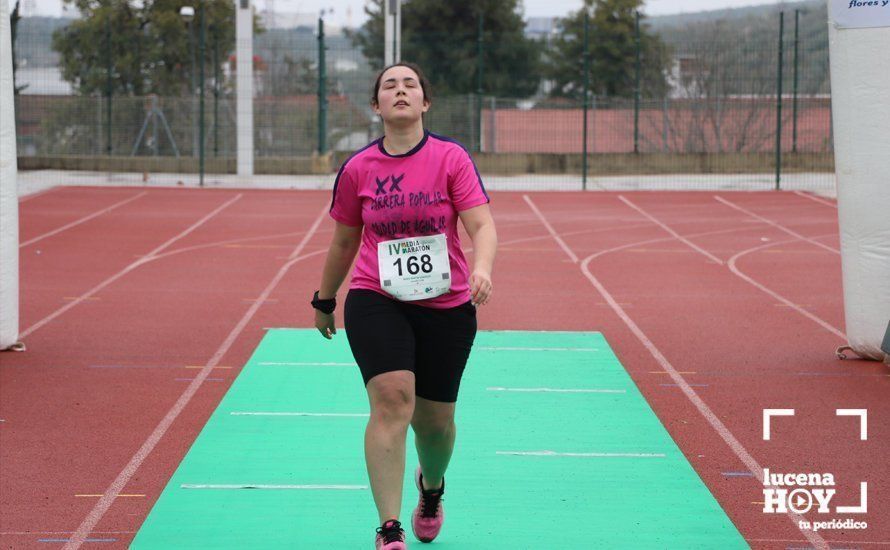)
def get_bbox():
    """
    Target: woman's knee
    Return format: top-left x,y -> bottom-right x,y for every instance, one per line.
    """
367,372 -> 415,424
411,401 -> 456,438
